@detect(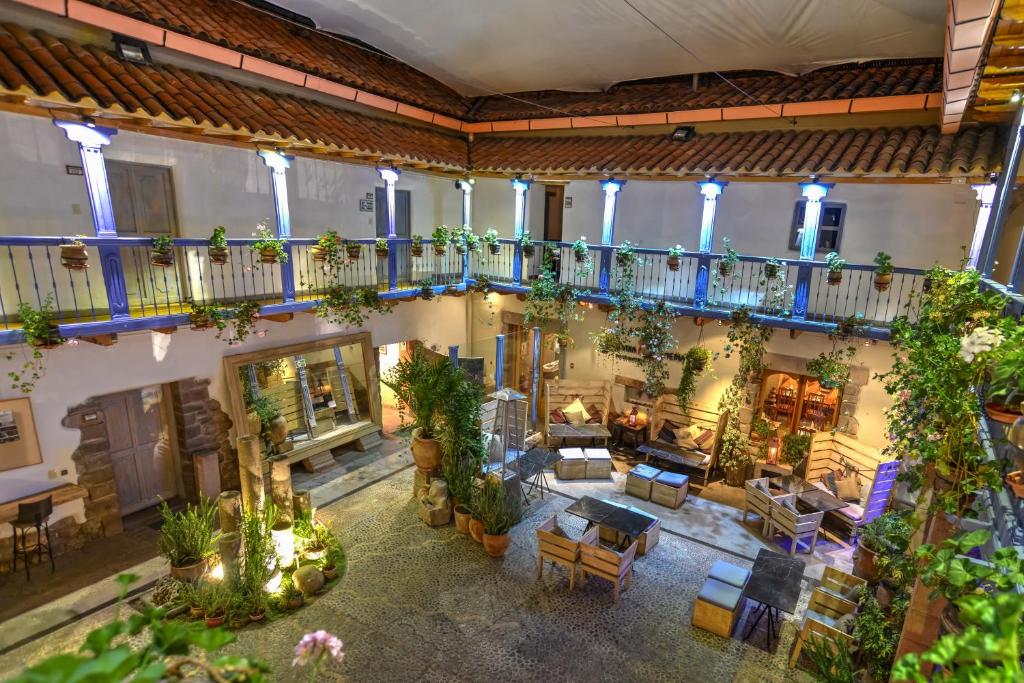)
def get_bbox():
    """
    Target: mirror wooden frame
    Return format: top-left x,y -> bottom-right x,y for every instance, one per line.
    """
222,332 -> 382,461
